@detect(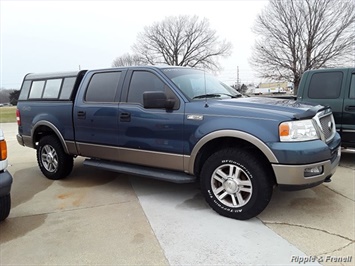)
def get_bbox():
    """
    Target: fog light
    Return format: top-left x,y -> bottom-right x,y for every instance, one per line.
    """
304,166 -> 323,177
